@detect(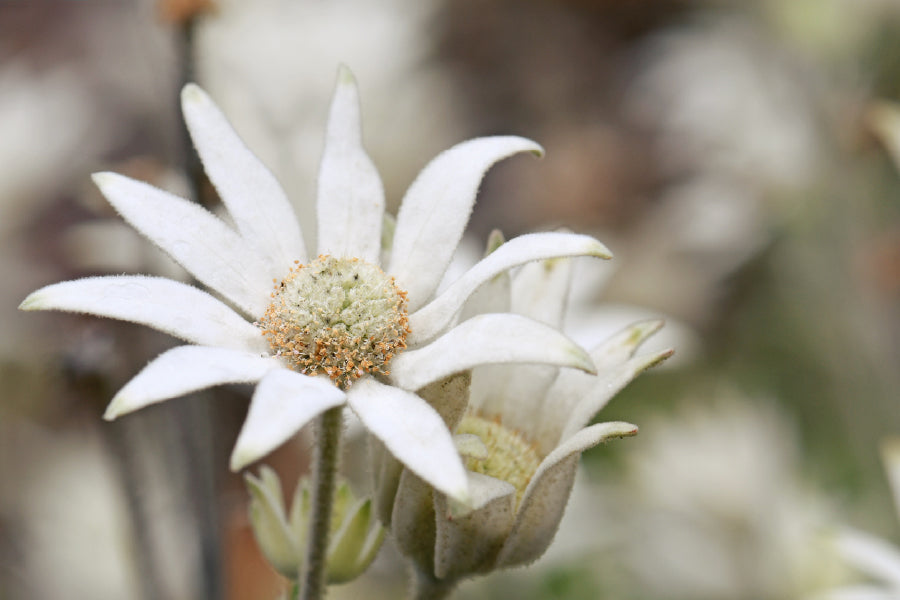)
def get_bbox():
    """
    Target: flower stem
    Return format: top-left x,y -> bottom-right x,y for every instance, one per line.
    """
300,406 -> 343,600
408,566 -> 458,600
